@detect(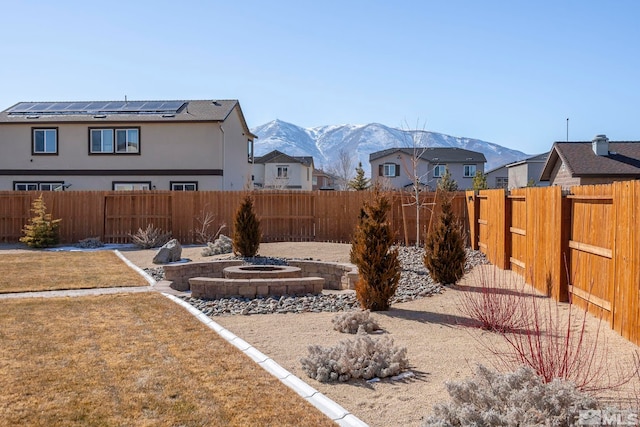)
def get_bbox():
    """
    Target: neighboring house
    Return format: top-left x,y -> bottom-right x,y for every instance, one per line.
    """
0,100 -> 256,191
369,147 -> 486,190
253,150 -> 314,190
540,135 -> 640,189
312,168 -> 337,190
484,164 -> 509,189
506,152 -> 550,189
